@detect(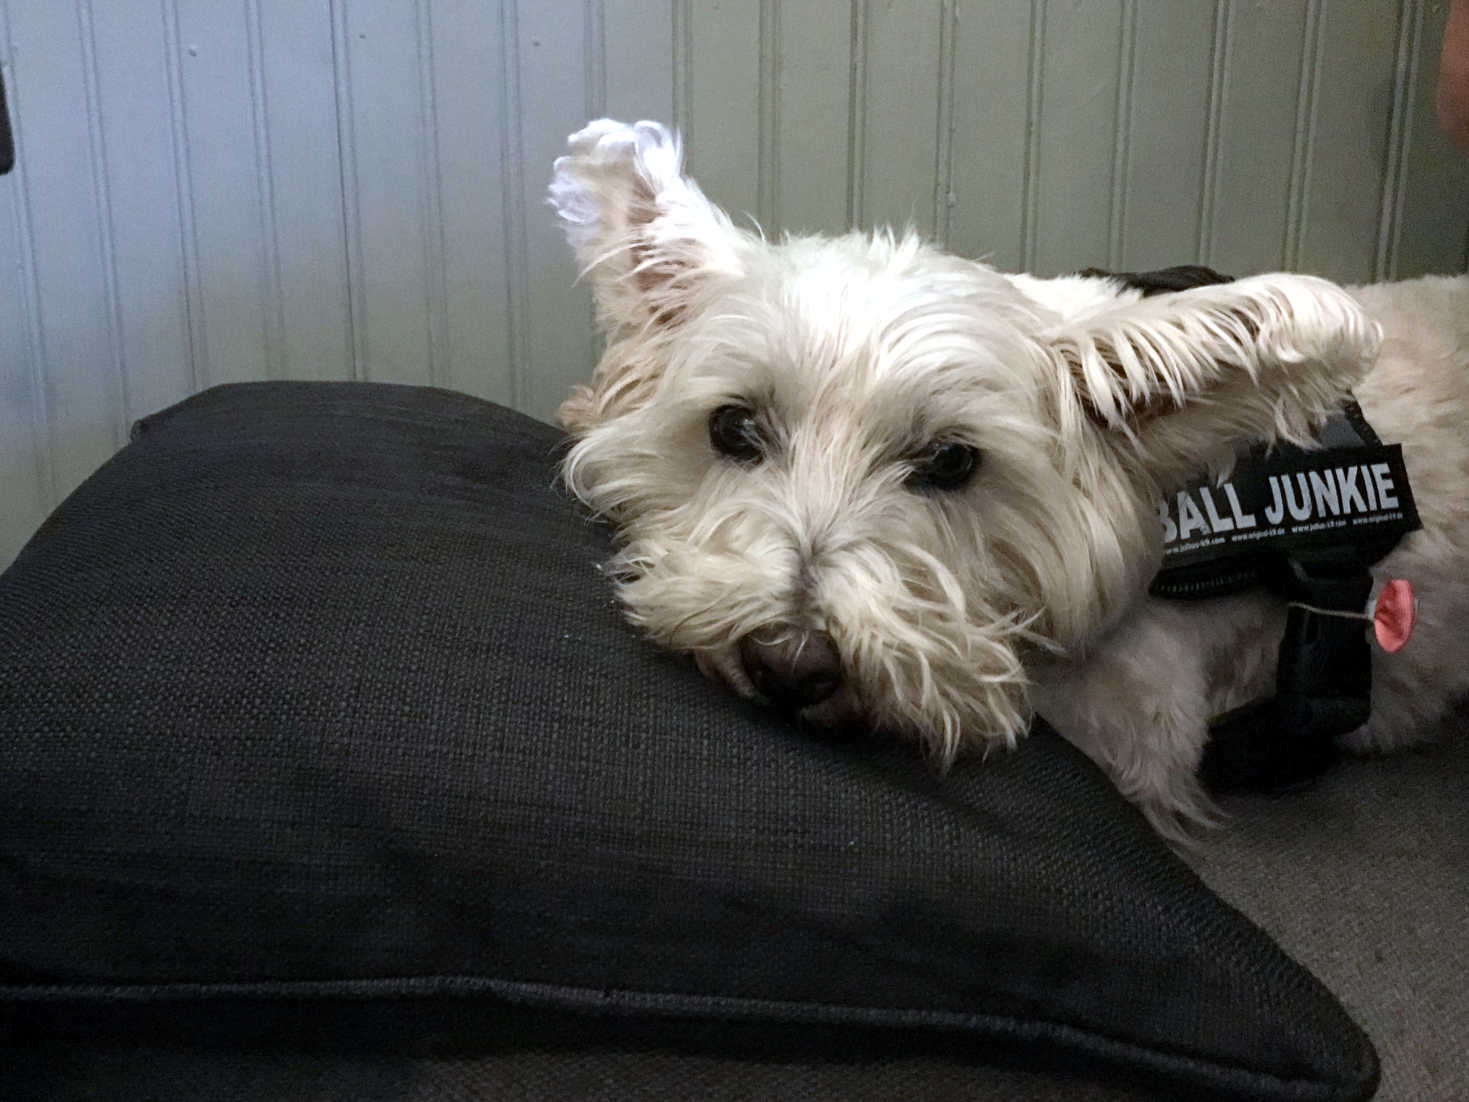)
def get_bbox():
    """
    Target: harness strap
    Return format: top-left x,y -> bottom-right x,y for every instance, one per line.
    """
1200,550 -> 1374,792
